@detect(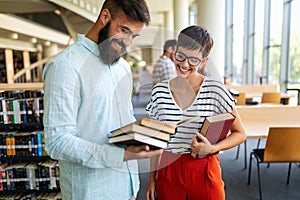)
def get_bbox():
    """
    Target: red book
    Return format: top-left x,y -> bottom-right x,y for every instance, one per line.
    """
200,112 -> 236,144
191,112 -> 236,158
